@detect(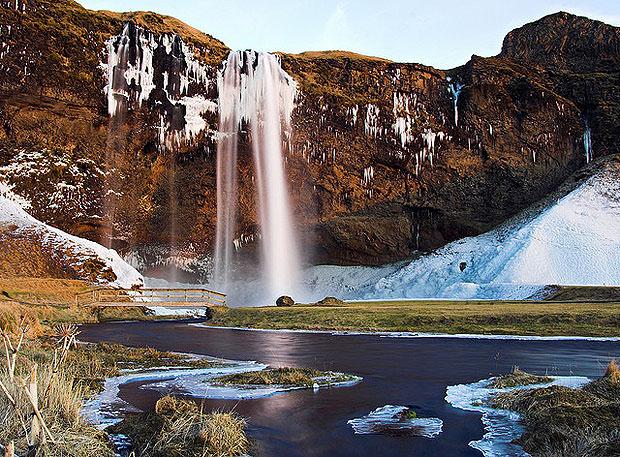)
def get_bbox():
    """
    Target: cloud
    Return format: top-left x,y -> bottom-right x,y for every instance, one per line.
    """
319,1 -> 358,50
